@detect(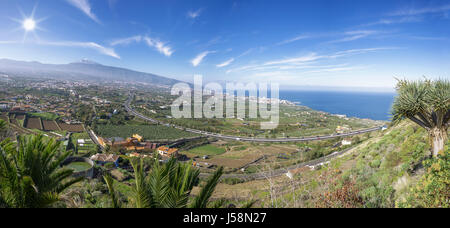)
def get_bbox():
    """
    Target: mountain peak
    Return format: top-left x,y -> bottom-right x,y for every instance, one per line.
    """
74,59 -> 101,65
